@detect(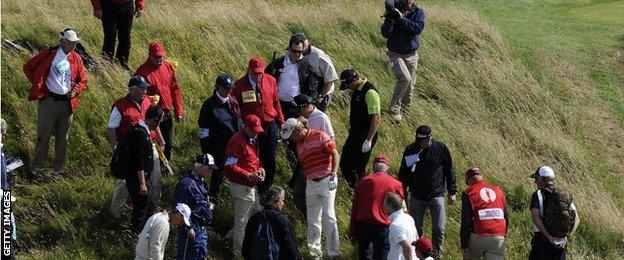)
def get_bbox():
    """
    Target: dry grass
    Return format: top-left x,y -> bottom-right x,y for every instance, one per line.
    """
1,0 -> 623,258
